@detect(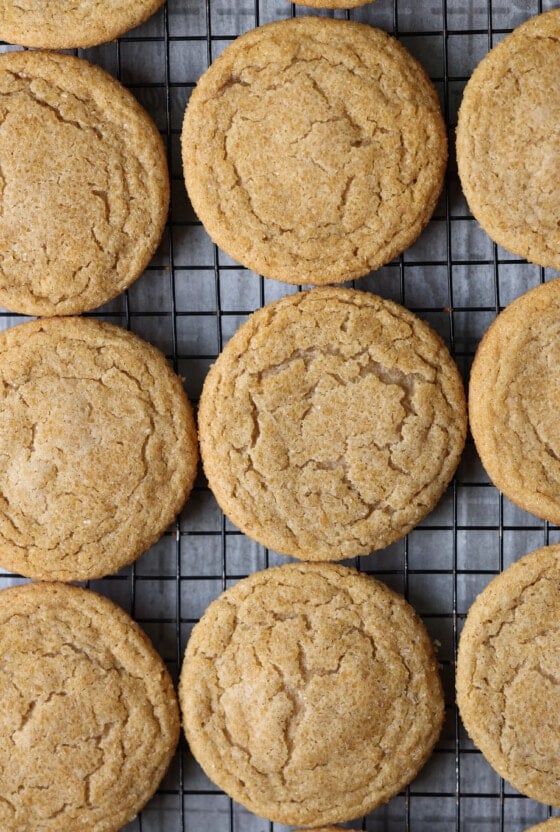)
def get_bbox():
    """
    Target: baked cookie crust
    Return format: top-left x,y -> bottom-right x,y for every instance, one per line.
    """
457,9 -> 560,269
469,278 -> 560,525
182,17 -> 447,285
291,0 -> 375,9
198,287 -> 466,561
179,563 -> 444,826
0,0 -> 165,49
457,545 -> 560,807
0,317 -> 198,581
0,50 -> 169,316
0,581 -> 180,832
